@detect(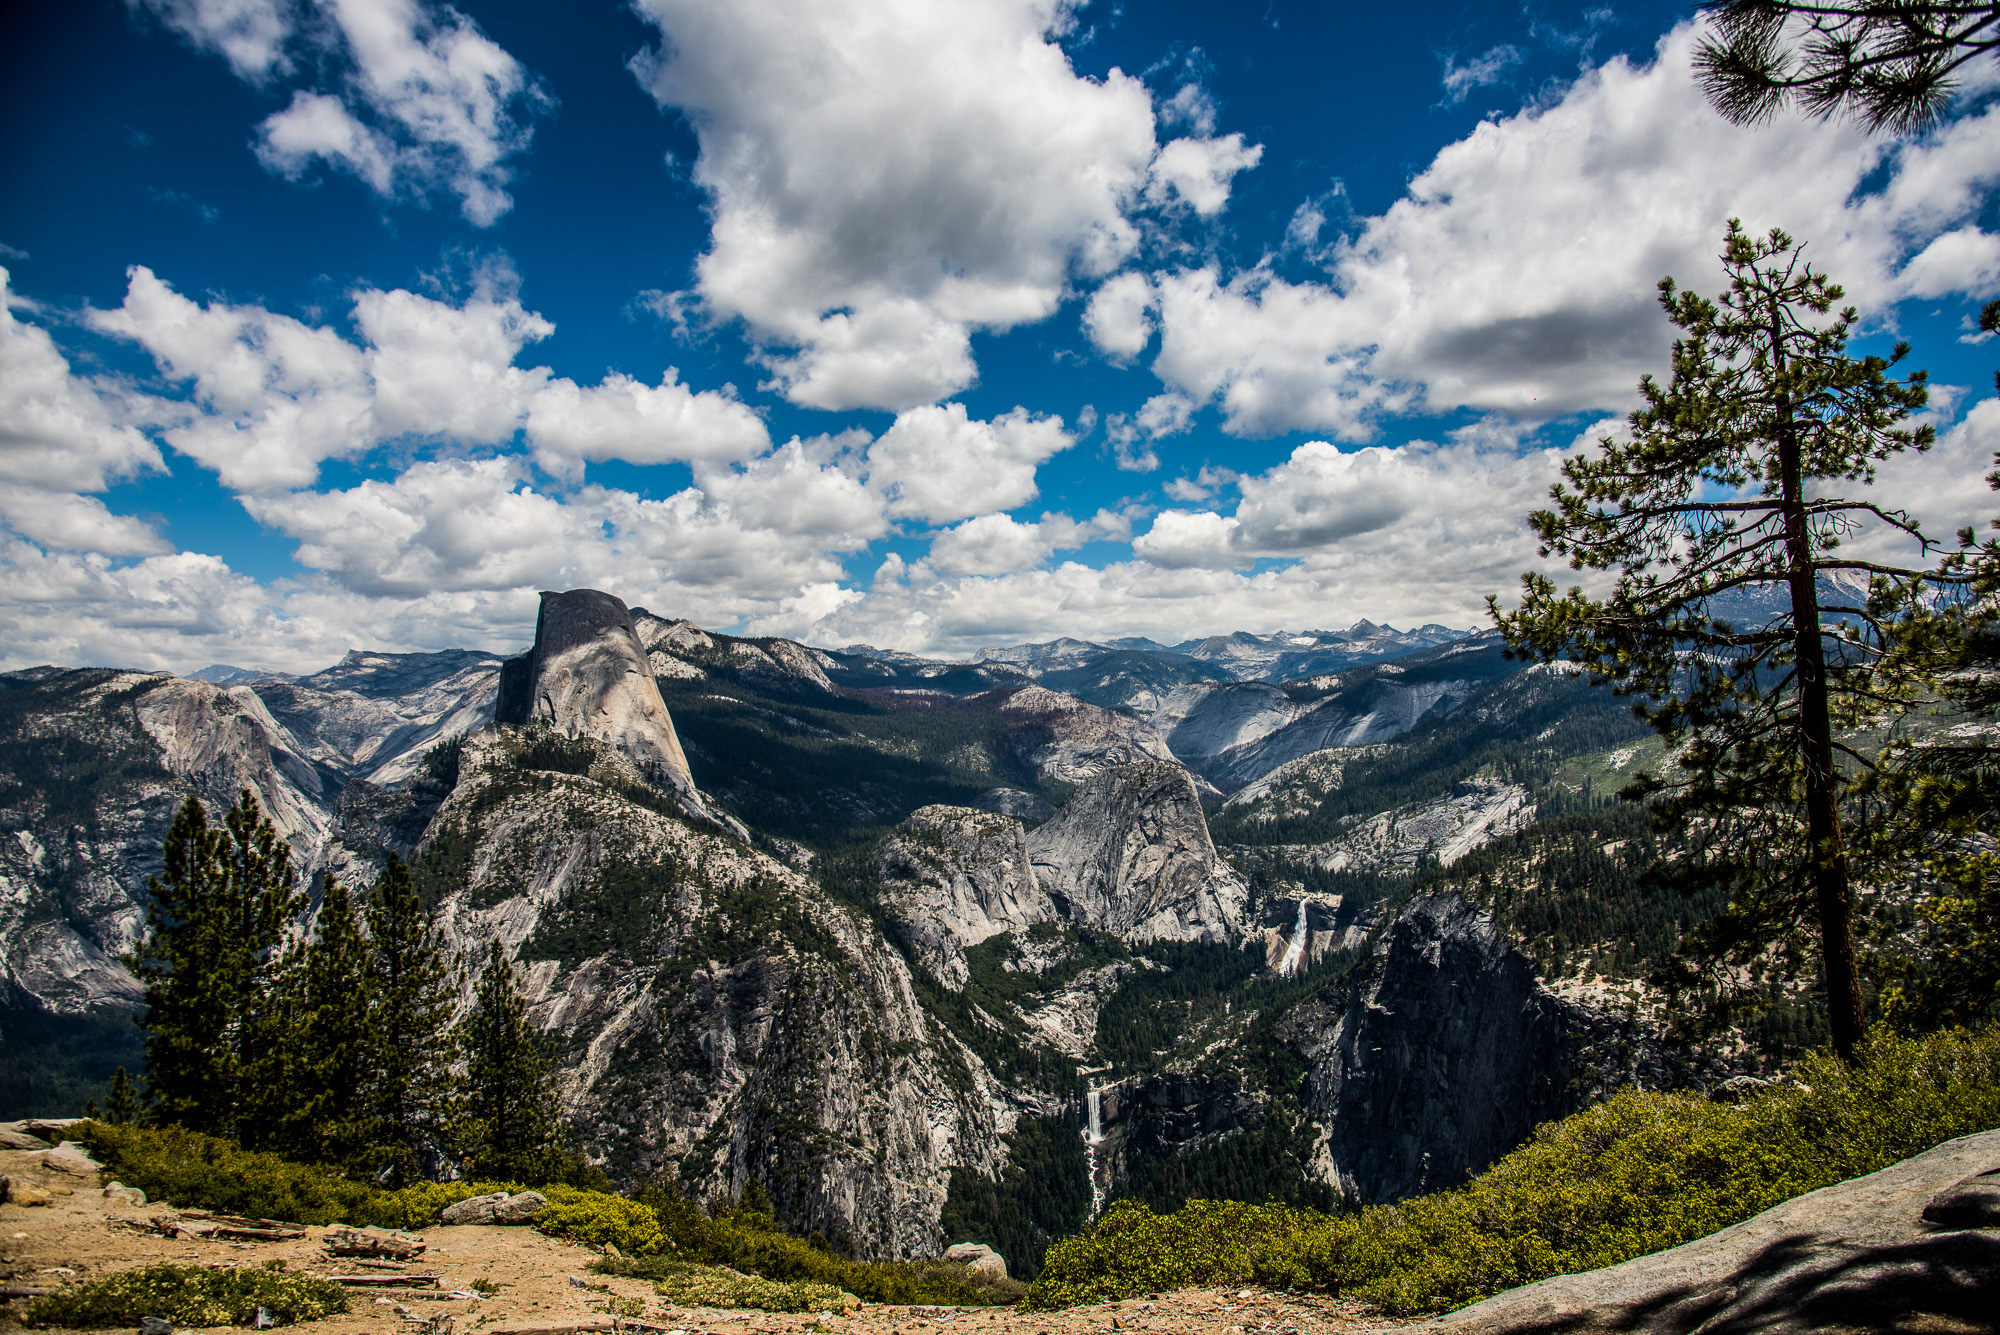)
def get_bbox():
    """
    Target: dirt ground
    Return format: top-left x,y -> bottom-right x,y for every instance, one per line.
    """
0,1149 -> 1411,1335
